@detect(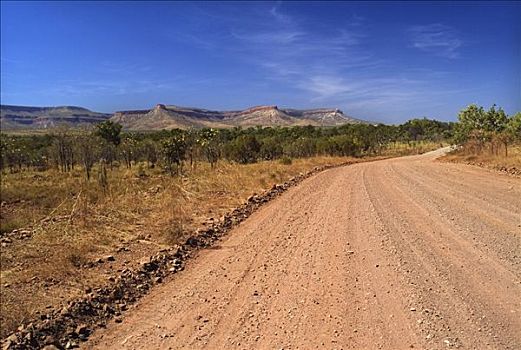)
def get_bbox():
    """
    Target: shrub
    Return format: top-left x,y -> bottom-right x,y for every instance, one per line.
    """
136,163 -> 147,178
279,156 -> 292,165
